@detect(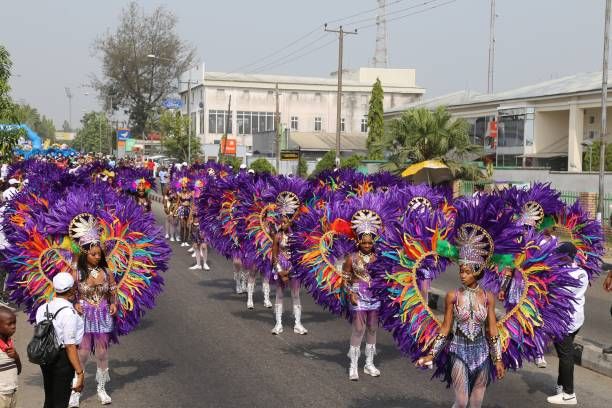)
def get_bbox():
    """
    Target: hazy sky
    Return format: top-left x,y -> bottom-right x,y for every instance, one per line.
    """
1,0 -> 607,127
